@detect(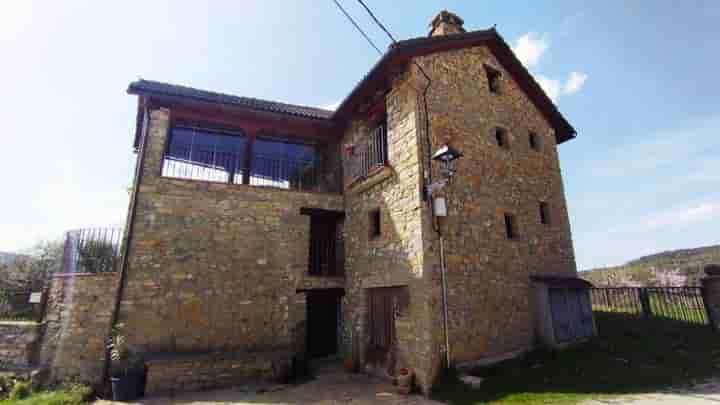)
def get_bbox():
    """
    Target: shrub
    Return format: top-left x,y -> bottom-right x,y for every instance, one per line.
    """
9,380 -> 31,401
